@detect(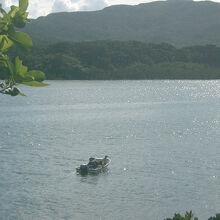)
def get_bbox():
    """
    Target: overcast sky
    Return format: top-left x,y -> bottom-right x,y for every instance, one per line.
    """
1,0 -> 220,18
